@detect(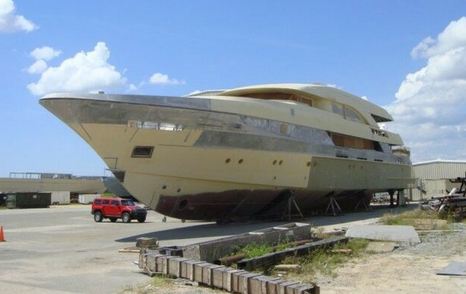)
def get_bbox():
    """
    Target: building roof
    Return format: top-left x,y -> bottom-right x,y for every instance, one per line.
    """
413,160 -> 466,166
